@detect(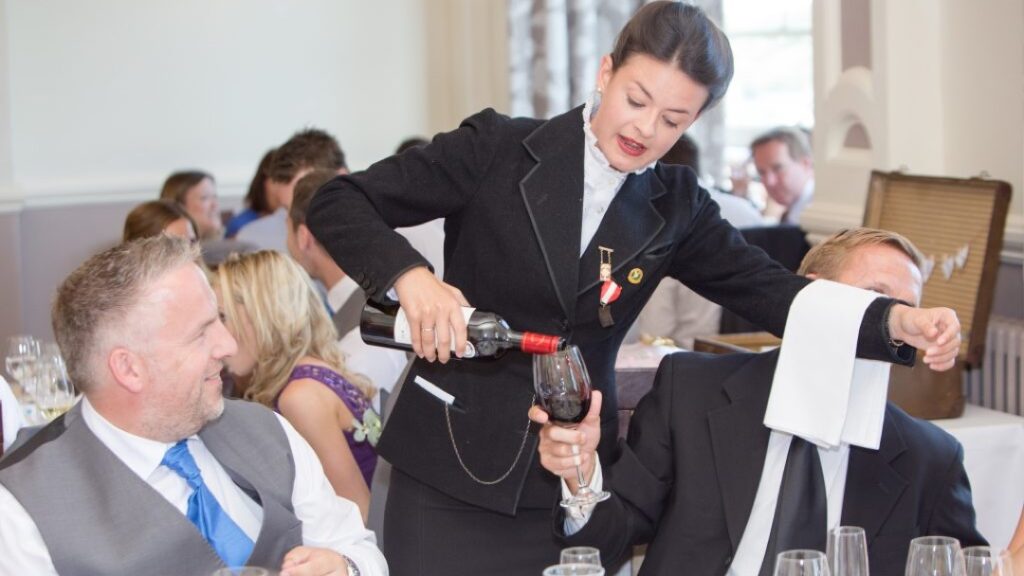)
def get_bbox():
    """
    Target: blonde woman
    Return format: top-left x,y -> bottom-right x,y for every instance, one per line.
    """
213,250 -> 378,521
